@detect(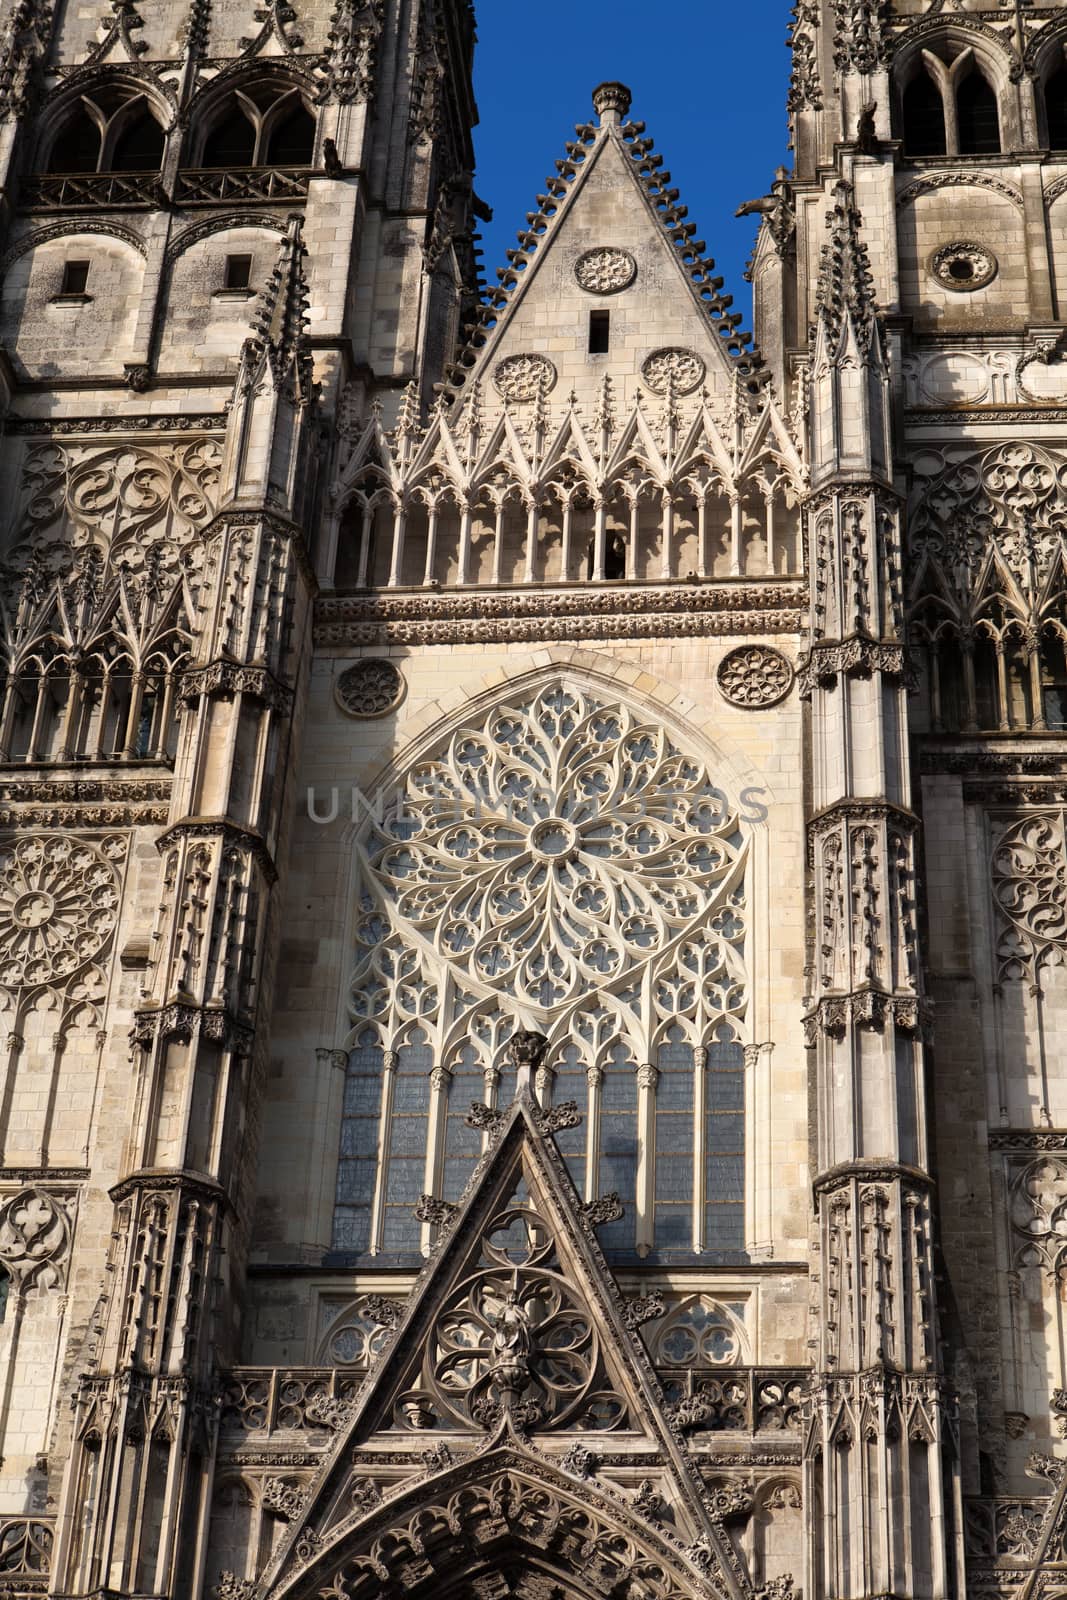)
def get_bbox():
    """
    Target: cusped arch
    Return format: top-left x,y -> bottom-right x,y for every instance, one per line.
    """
267,1449 -> 732,1600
